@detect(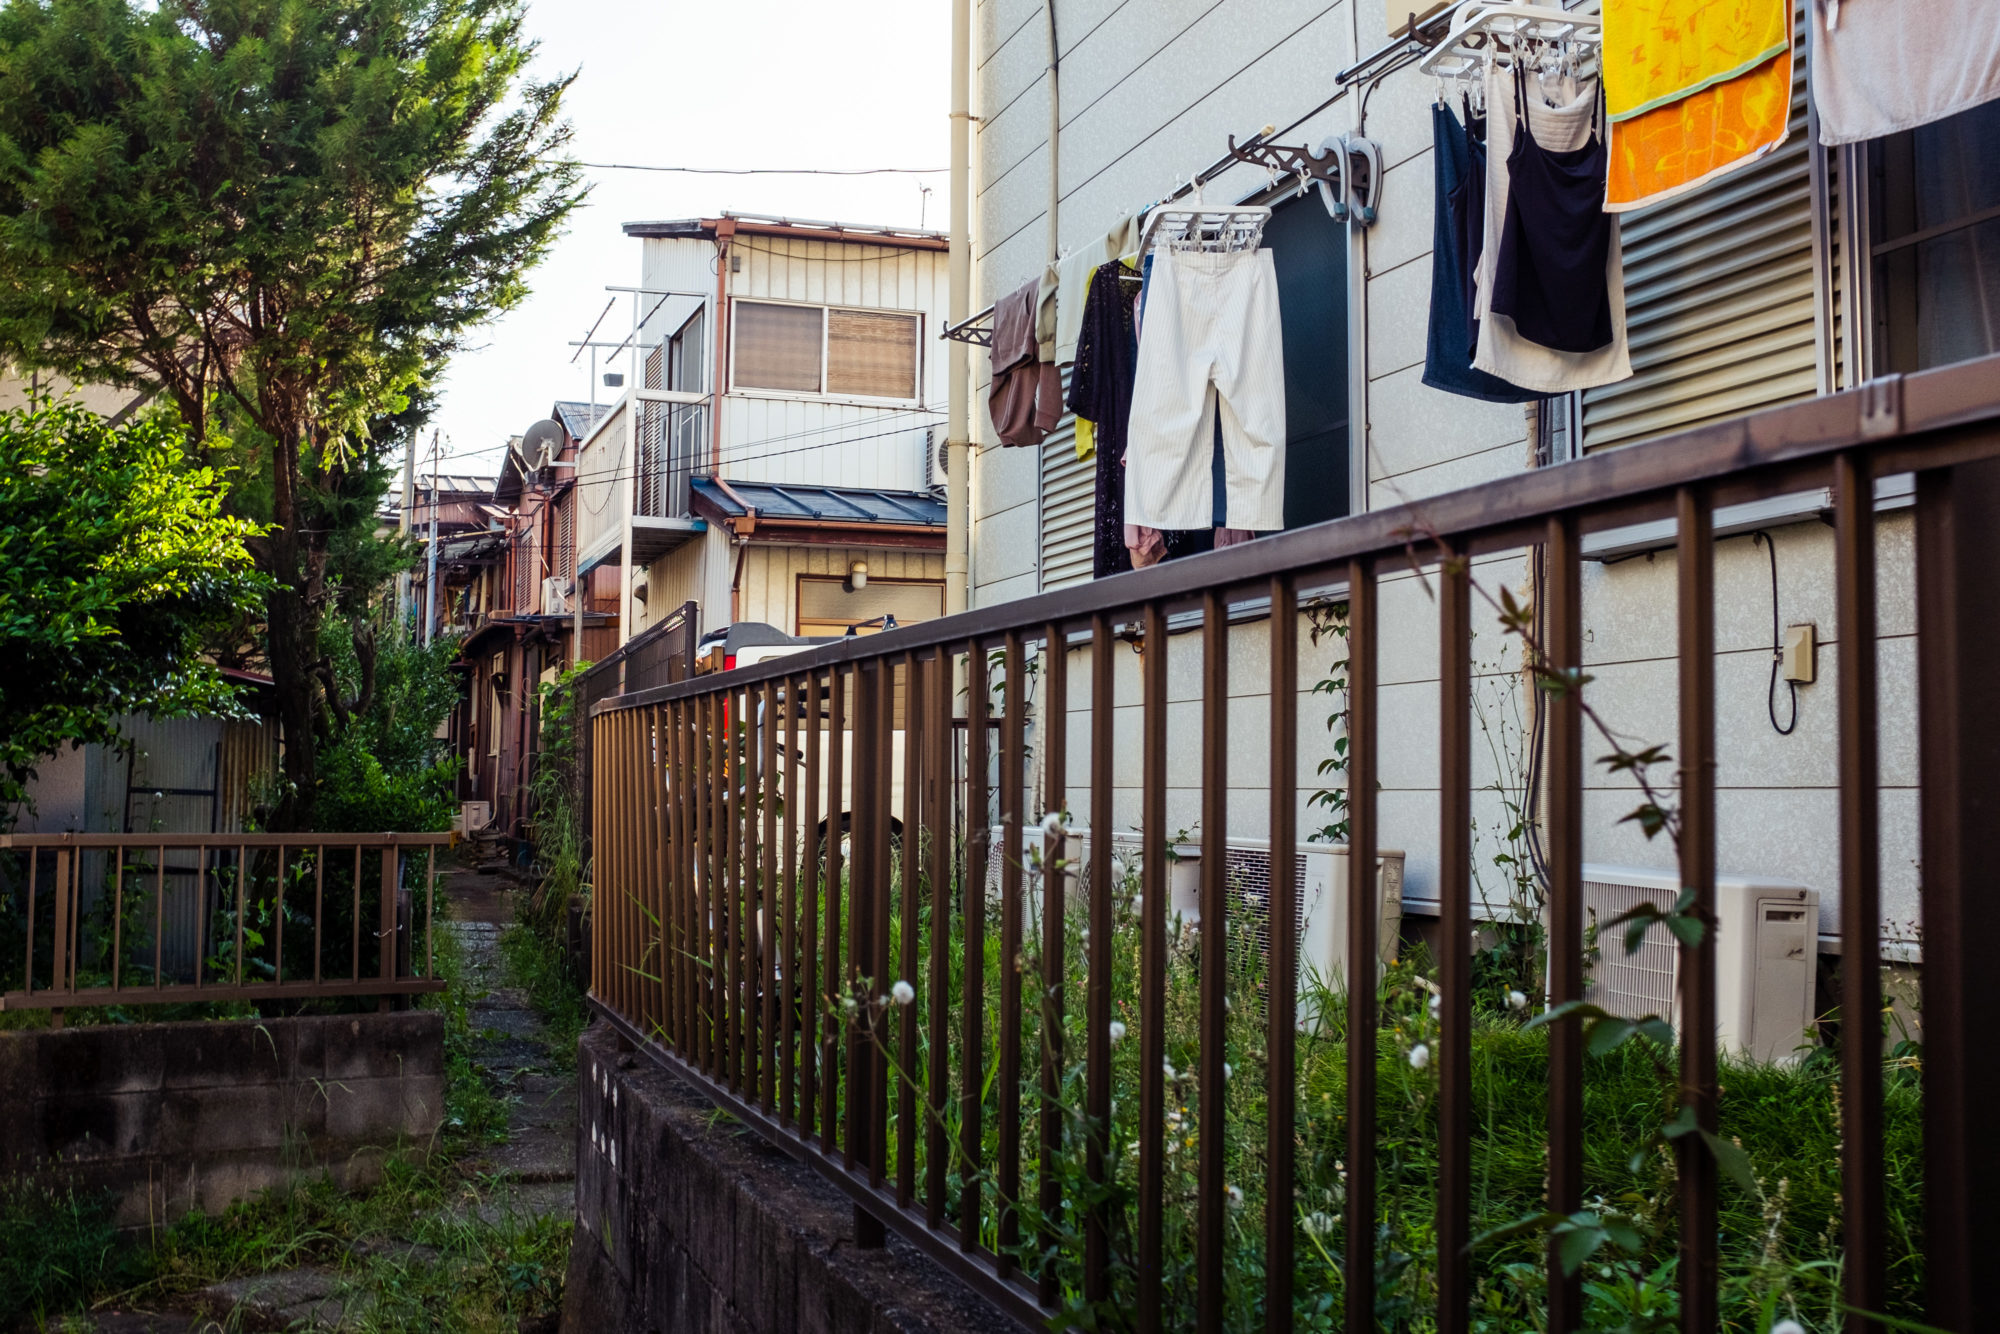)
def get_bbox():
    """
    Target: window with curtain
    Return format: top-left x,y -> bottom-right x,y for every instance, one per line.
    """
827,309 -> 920,398
733,301 -> 823,392
1870,98 -> 2000,374
732,300 -> 920,400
